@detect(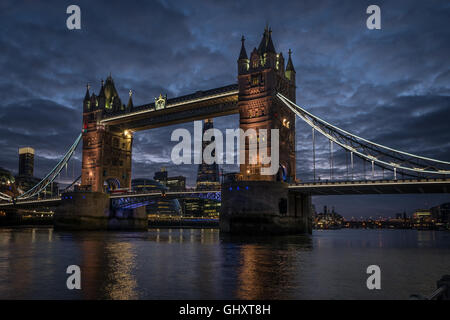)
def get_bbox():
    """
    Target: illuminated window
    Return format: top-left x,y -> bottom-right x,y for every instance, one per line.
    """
251,75 -> 260,86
